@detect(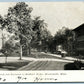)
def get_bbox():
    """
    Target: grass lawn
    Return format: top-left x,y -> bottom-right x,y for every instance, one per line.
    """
0,59 -> 31,70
